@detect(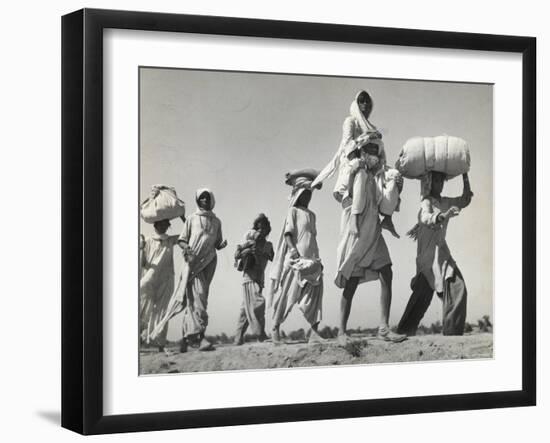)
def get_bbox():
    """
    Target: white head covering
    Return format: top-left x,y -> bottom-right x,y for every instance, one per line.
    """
347,91 -> 387,164
195,188 -> 216,211
349,90 -> 377,134
311,90 -> 385,189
